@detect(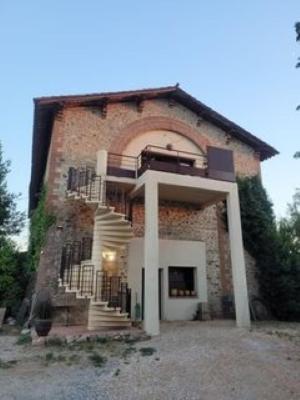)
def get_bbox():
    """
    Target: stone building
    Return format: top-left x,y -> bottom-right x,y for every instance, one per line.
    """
29,85 -> 278,335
